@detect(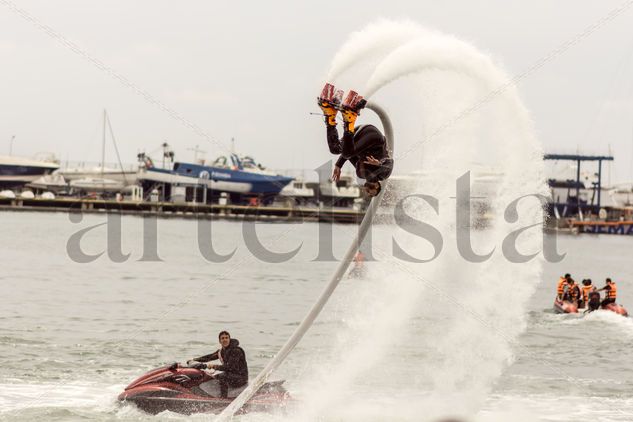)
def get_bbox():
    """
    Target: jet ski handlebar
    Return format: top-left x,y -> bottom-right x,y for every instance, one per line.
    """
181,360 -> 207,370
